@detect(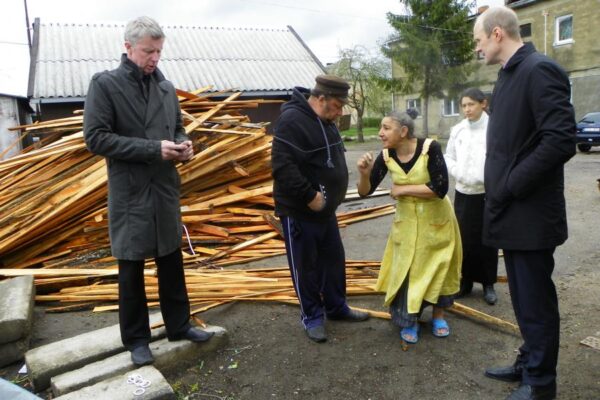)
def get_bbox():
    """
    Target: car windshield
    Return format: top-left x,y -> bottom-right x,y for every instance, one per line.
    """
579,113 -> 600,124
